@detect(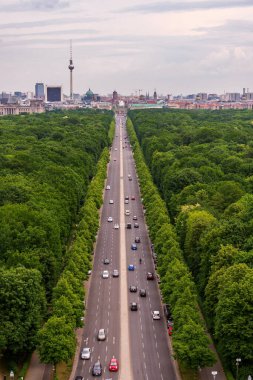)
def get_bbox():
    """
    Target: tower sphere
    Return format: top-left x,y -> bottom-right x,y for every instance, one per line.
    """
68,63 -> 74,71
